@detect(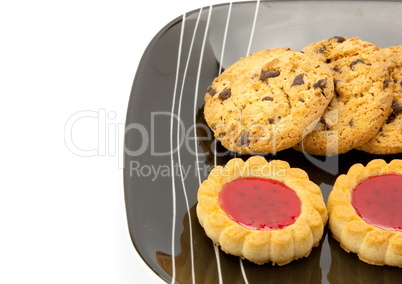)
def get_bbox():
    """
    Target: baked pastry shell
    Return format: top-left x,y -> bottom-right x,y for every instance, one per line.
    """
196,156 -> 328,265
327,159 -> 402,267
